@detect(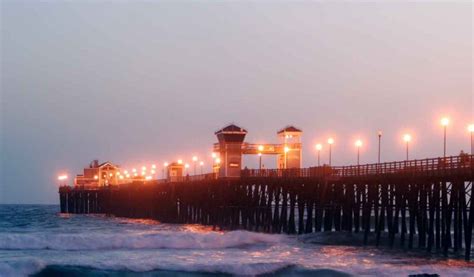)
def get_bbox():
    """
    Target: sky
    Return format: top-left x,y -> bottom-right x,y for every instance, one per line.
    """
1,1 -> 472,204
